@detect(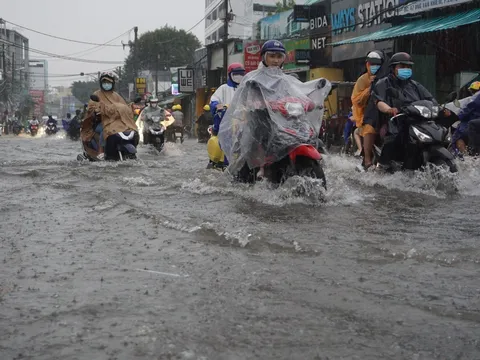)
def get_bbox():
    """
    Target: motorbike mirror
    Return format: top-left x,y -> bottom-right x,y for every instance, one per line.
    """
445,91 -> 457,102
453,99 -> 461,108
317,78 -> 327,89
387,88 -> 400,99
90,94 -> 100,102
